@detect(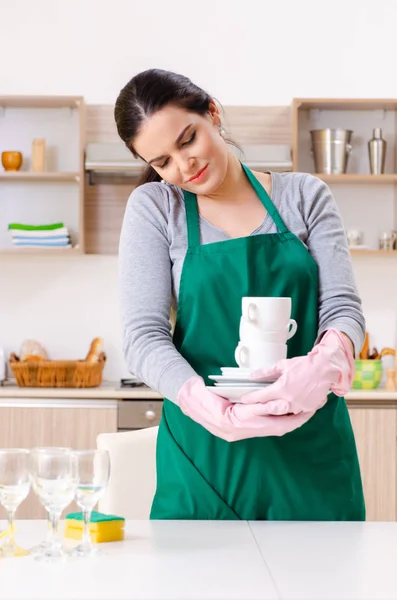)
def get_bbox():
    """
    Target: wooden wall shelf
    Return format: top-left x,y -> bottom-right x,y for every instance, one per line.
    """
0,95 -> 85,252
0,246 -> 82,255
292,97 -> 397,175
0,96 -> 82,109
350,249 -> 397,255
0,172 -> 80,182
314,174 -> 397,184
294,98 -> 397,111
292,97 -> 397,252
